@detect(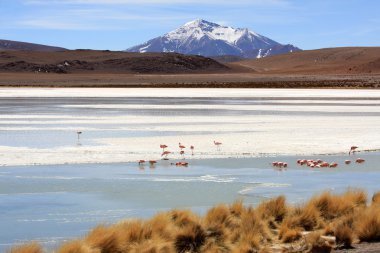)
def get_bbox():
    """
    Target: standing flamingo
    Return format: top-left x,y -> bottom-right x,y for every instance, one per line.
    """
76,131 -> 82,140
180,150 -> 185,159
179,143 -> 186,150
160,144 -> 168,152
138,160 -> 145,169
161,151 -> 171,159
190,145 -> 194,156
349,146 -> 358,155
149,160 -> 157,169
214,140 -> 222,151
